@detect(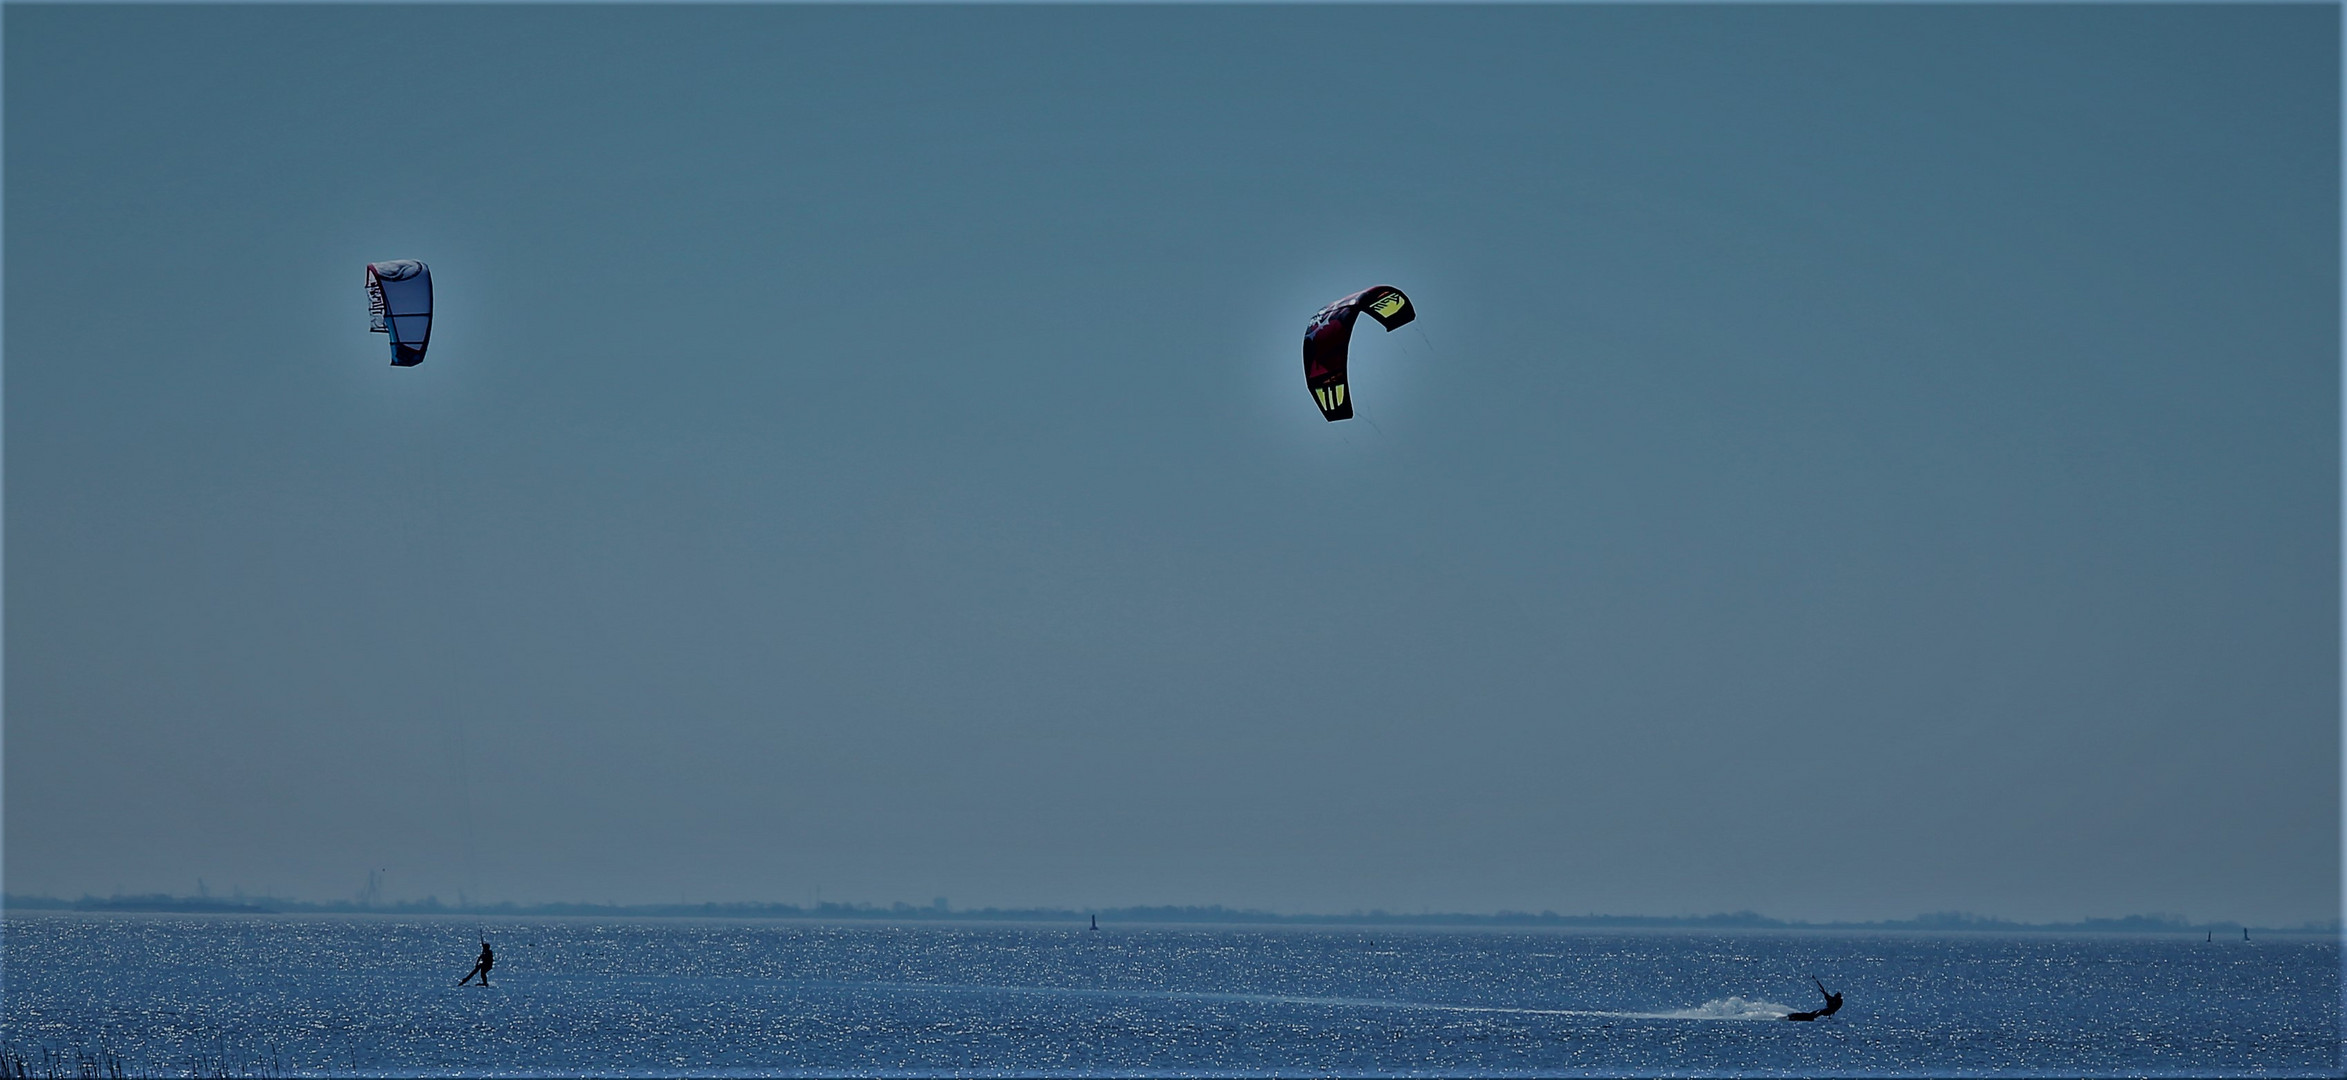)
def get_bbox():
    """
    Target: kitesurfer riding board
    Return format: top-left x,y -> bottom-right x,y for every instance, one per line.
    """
457,941 -> 494,987
1783,978 -> 1842,1021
